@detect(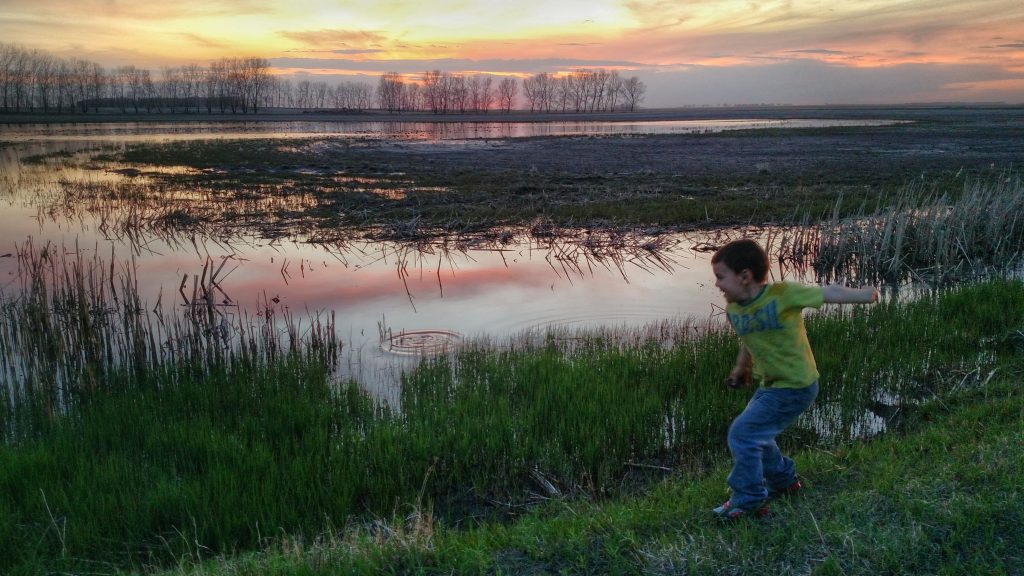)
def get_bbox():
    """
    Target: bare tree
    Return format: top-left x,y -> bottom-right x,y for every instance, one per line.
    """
522,74 -> 539,112
478,75 -> 494,112
377,71 -> 404,112
298,80 -> 315,108
605,71 -> 623,111
206,59 -> 226,113
525,72 -> 557,113
55,60 -> 76,112
497,76 -> 517,112
140,69 -> 156,112
449,75 -> 468,113
467,75 -> 494,112
621,76 -> 647,112
71,59 -> 92,112
555,76 -> 571,112
87,62 -> 106,112
226,58 -> 246,113
33,52 -> 56,112
564,70 -> 584,112
275,77 -> 294,108
0,44 -> 14,111
181,64 -> 203,112
422,69 -> 444,113
244,57 -> 271,113
312,80 -> 329,108
352,82 -> 373,110
404,82 -> 423,111
11,47 -> 31,111
161,66 -> 181,112
111,66 -> 130,112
